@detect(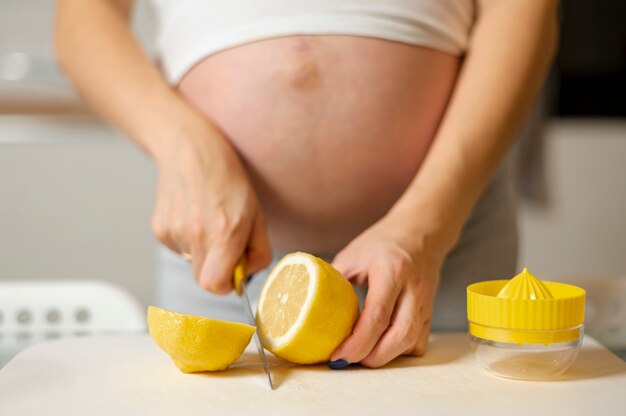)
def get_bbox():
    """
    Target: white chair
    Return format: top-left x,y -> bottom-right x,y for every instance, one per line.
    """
0,280 -> 146,367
